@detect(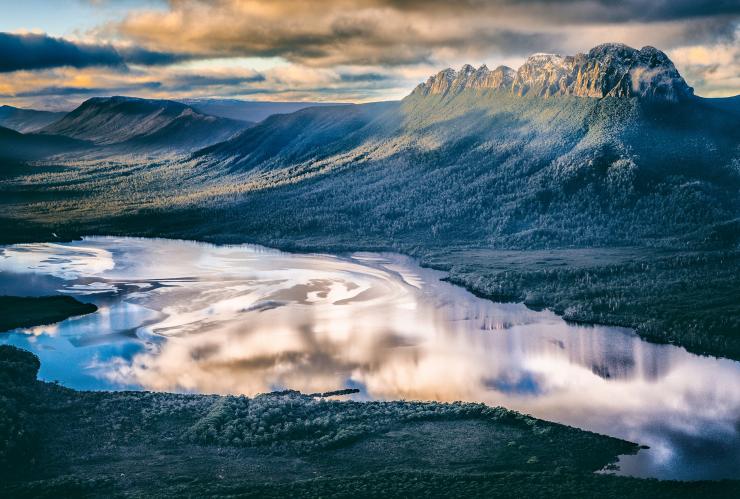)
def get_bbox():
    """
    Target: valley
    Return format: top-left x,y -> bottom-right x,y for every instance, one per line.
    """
1,41 -> 739,496
2,61 -> 738,359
